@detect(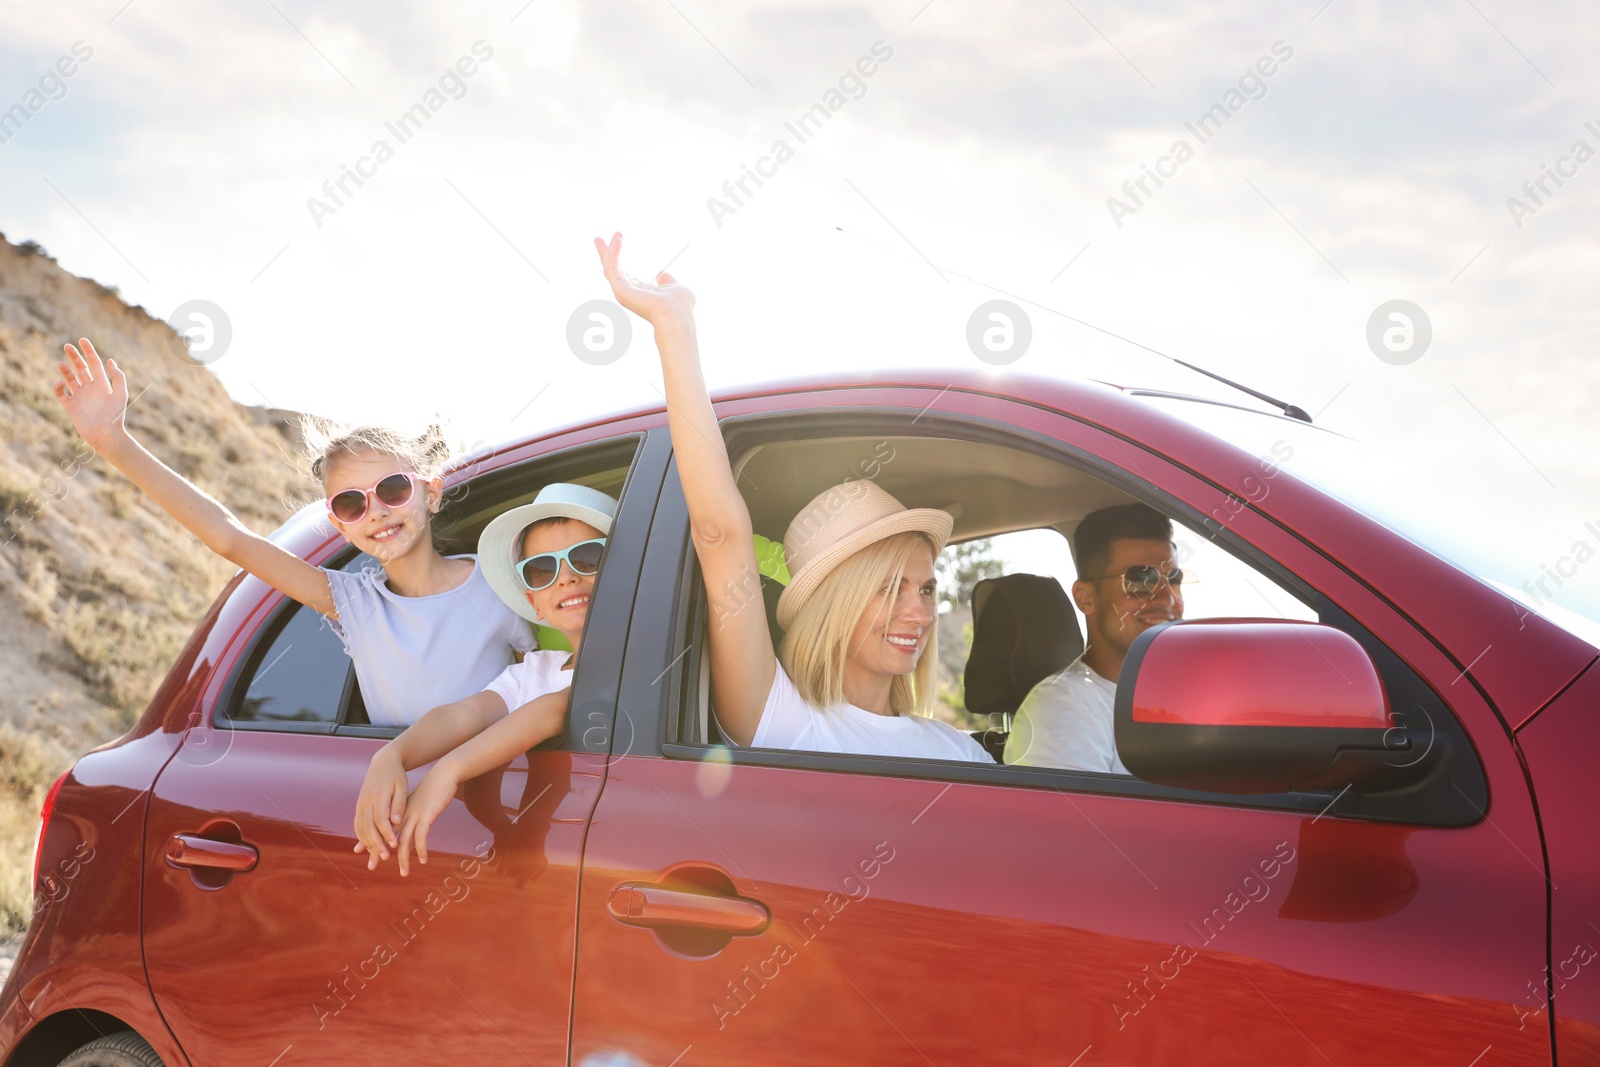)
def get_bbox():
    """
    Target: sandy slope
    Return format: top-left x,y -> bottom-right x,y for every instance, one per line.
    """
0,234 -> 320,931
